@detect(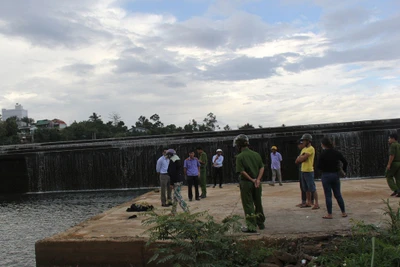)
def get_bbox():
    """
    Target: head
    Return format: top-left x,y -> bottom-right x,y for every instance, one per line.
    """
162,149 -> 168,156
297,139 -> 305,150
321,137 -> 334,149
166,149 -> 176,158
271,146 -> 277,154
389,133 -> 398,144
300,133 -> 312,146
196,147 -> 203,154
188,151 -> 195,158
216,148 -> 223,155
233,134 -> 249,150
